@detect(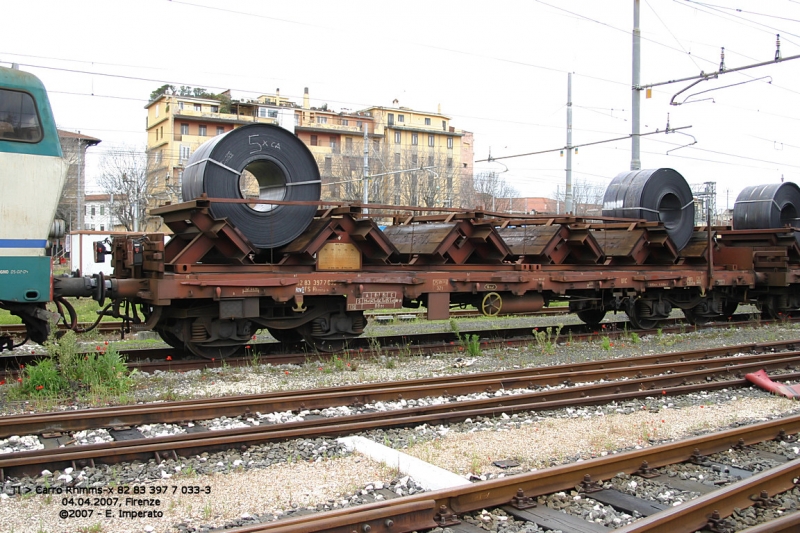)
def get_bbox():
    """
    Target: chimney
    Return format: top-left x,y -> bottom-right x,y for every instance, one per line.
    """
438,103 -> 441,114
276,88 -> 280,101
303,87 -> 310,110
